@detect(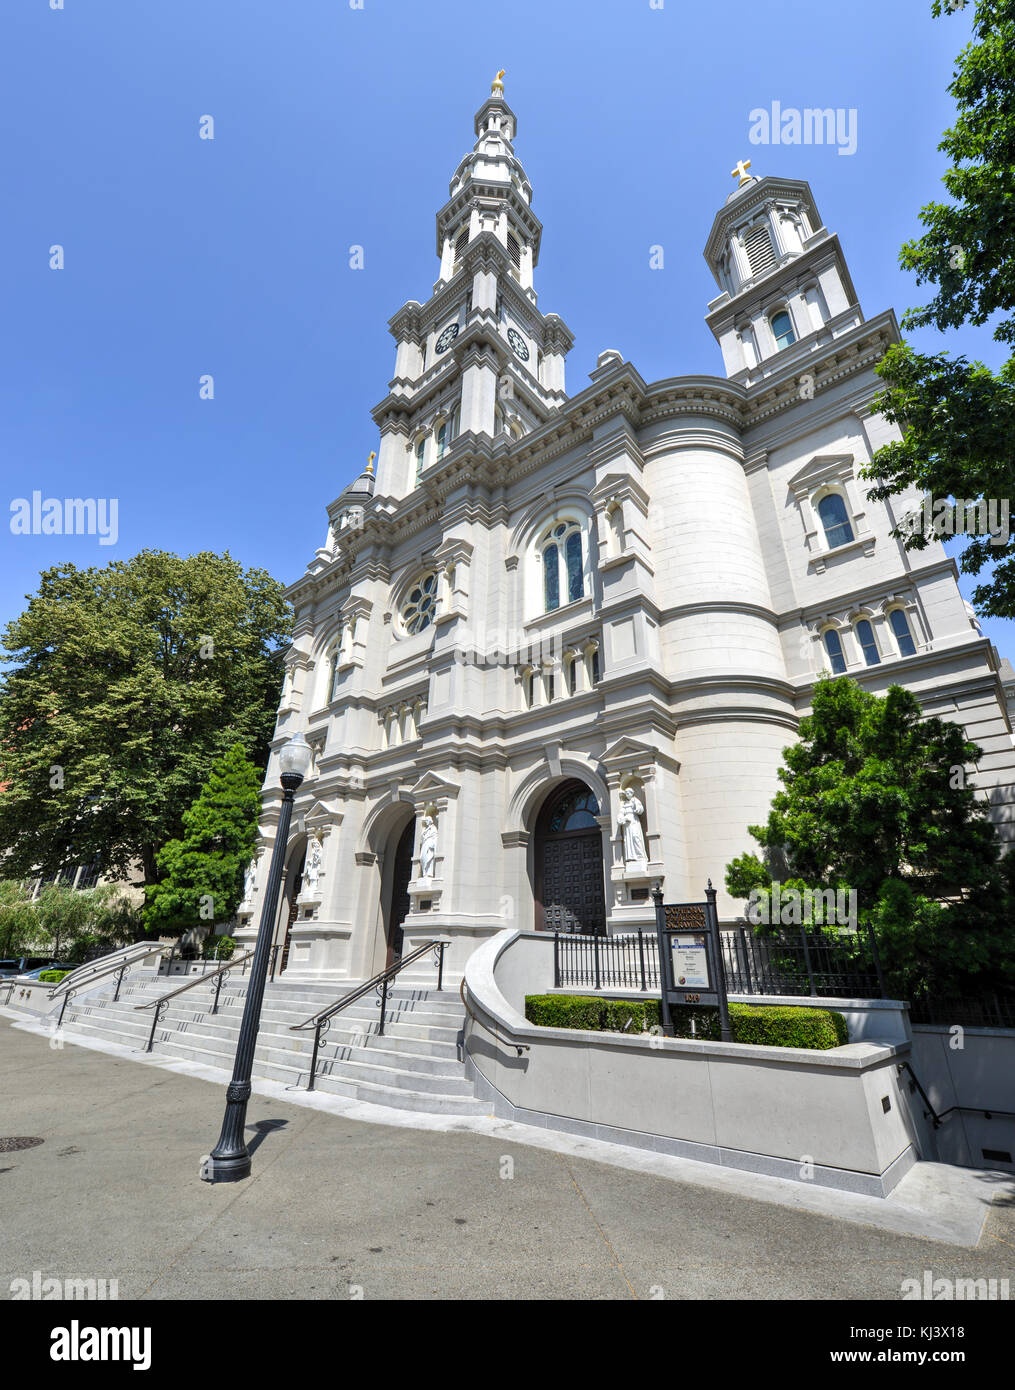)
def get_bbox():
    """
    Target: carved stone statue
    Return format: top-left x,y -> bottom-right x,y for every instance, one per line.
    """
418,813 -> 438,880
242,857 -> 257,903
618,788 -> 647,863
303,836 -> 323,894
